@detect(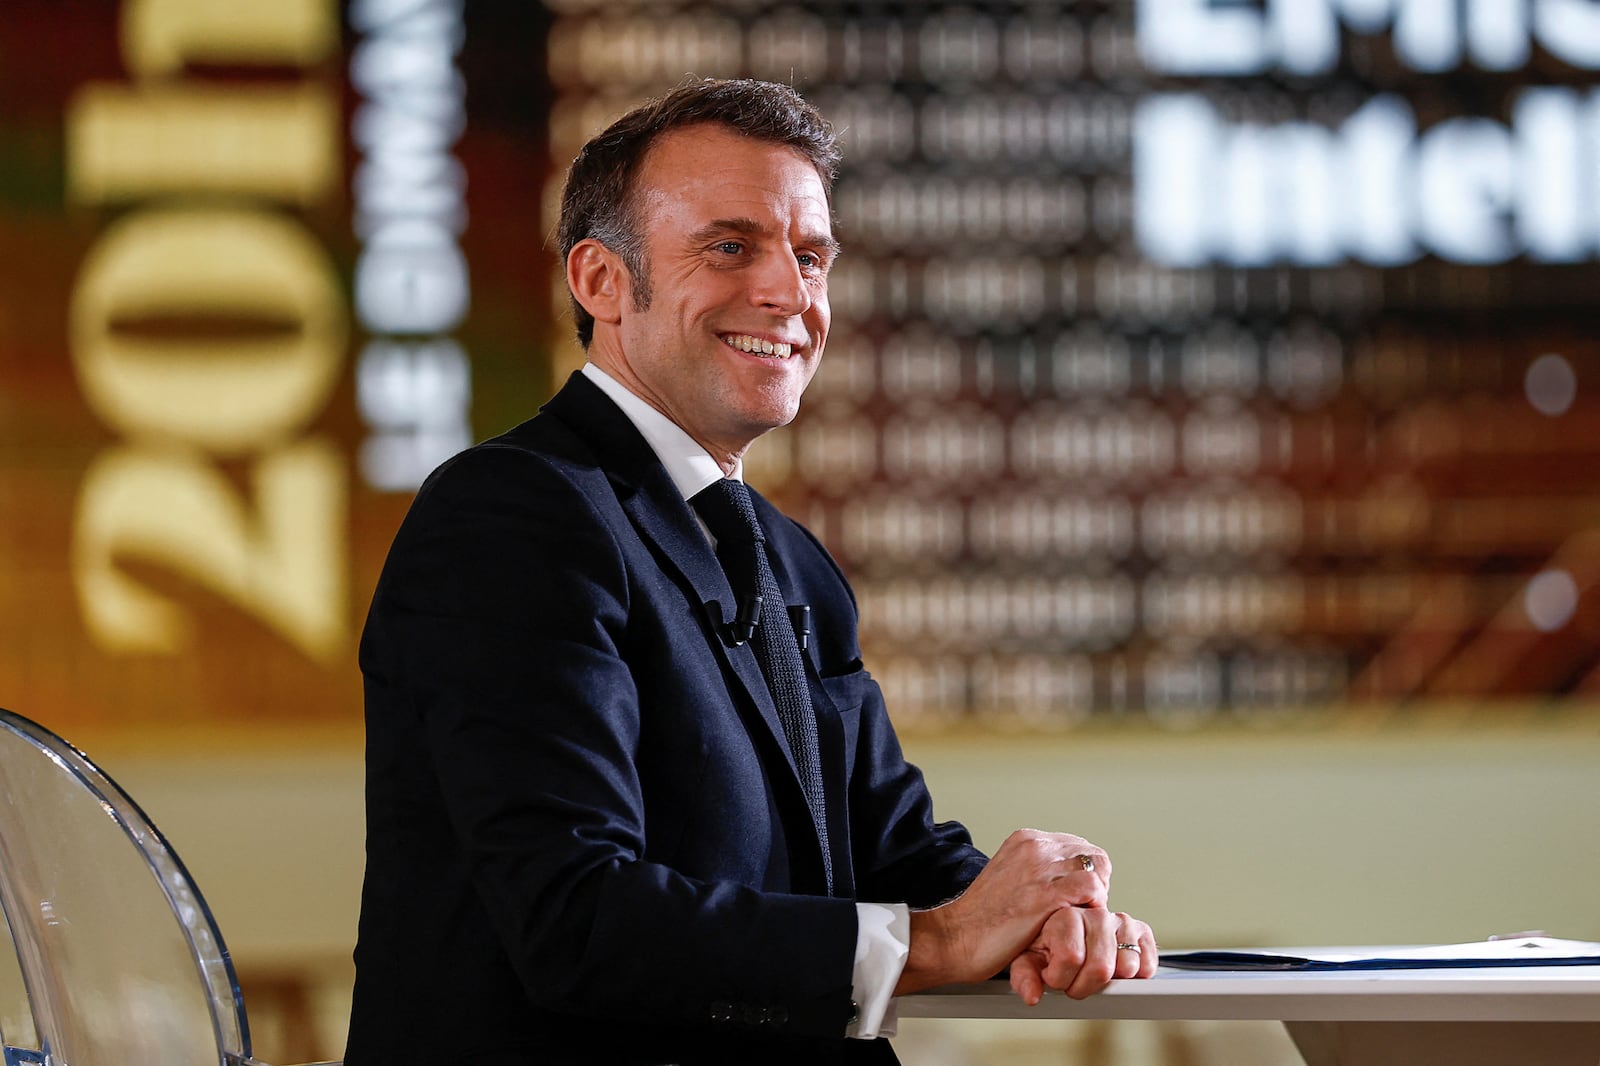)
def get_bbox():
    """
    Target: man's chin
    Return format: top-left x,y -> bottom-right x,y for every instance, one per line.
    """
728,407 -> 801,448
